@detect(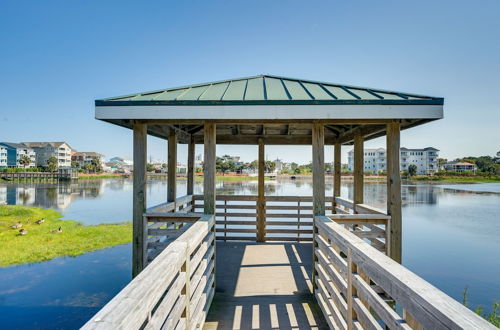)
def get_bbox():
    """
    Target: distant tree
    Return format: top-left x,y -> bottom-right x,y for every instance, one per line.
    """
437,158 -> 447,168
47,157 -> 58,172
325,162 -> 333,173
146,163 -> 155,172
71,161 -> 80,168
91,156 -> 103,173
249,160 -> 258,170
264,160 -> 276,173
408,164 -> 418,177
84,163 -> 94,173
19,155 -> 31,168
